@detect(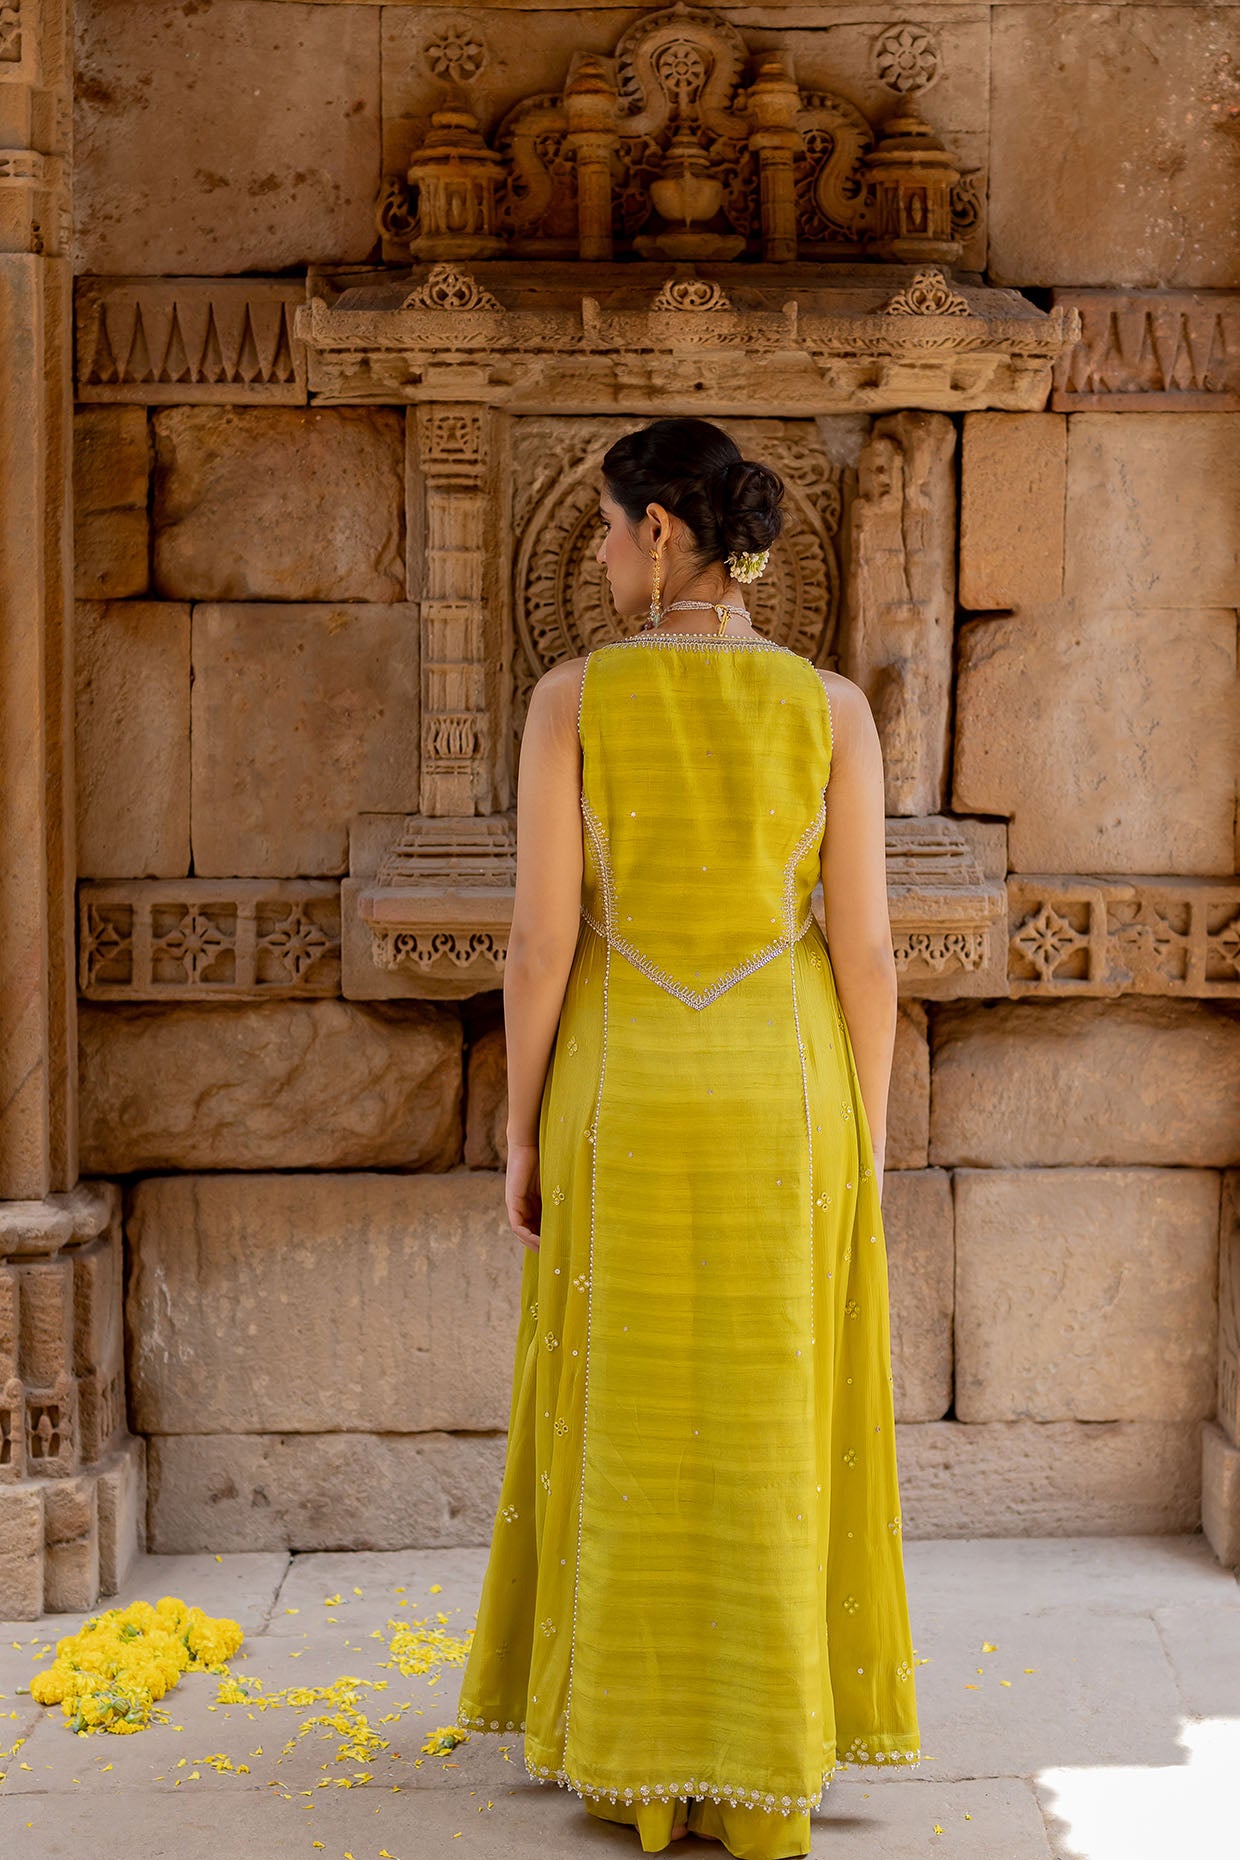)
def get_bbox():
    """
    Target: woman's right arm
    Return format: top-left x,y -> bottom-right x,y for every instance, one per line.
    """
817,672 -> 899,1189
